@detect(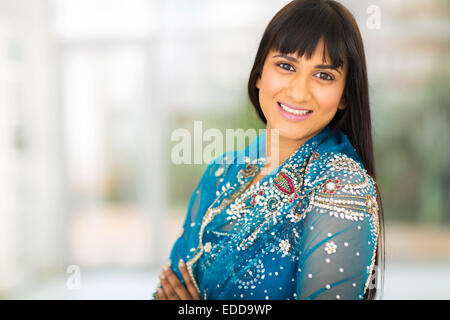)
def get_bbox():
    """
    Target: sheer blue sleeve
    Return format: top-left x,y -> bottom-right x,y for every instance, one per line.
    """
170,153 -> 233,261
151,153 -> 231,299
296,166 -> 379,300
